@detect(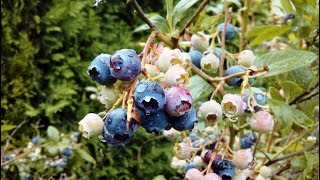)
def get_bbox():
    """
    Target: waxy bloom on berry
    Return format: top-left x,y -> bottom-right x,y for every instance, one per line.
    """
250,111 -> 274,133
232,149 -> 254,170
221,94 -> 247,118
78,113 -> 104,139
